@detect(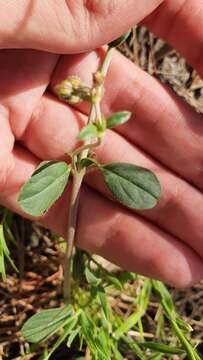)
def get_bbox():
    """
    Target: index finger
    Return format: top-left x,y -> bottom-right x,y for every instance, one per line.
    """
144,0 -> 203,76
0,0 -> 163,53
